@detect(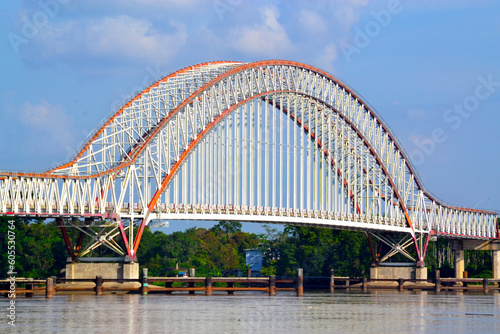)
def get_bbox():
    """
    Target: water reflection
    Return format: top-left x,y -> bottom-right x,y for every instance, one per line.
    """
2,291 -> 499,333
